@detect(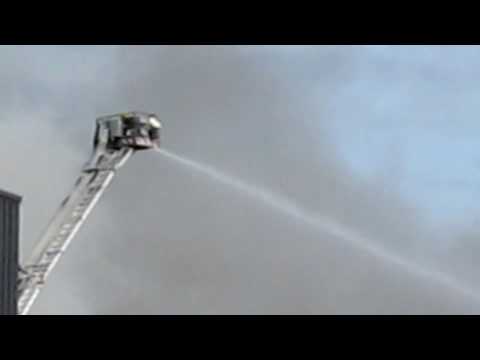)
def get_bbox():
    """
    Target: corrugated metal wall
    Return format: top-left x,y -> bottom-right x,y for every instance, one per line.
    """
0,189 -> 21,315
